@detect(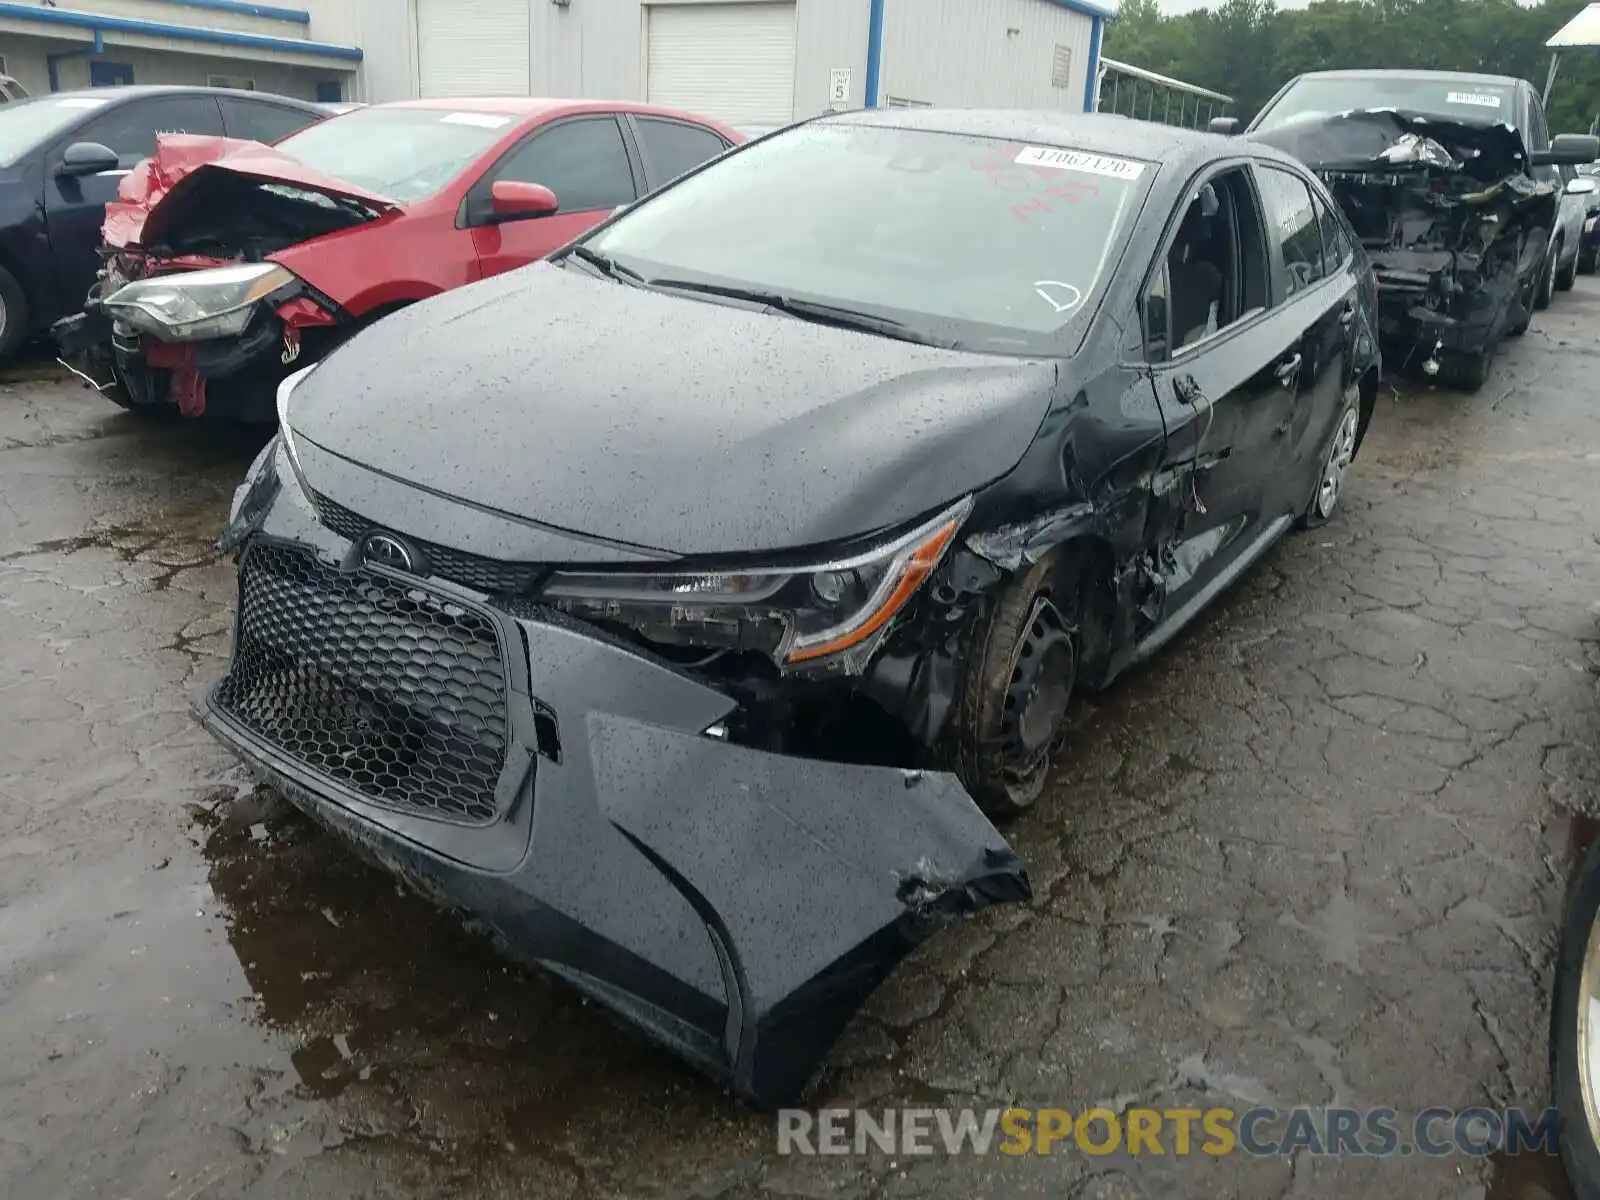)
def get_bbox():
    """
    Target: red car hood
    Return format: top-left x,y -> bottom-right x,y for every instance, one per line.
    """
104,133 -> 402,249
